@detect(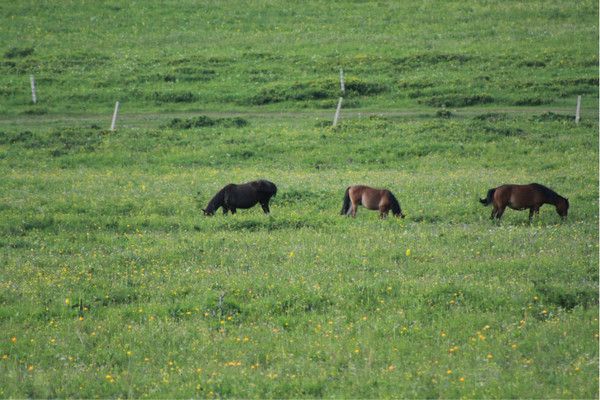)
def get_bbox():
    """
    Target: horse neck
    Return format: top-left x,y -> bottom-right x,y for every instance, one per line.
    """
551,195 -> 568,210
387,191 -> 401,214
547,195 -> 561,206
206,189 -> 226,212
541,189 -> 563,206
